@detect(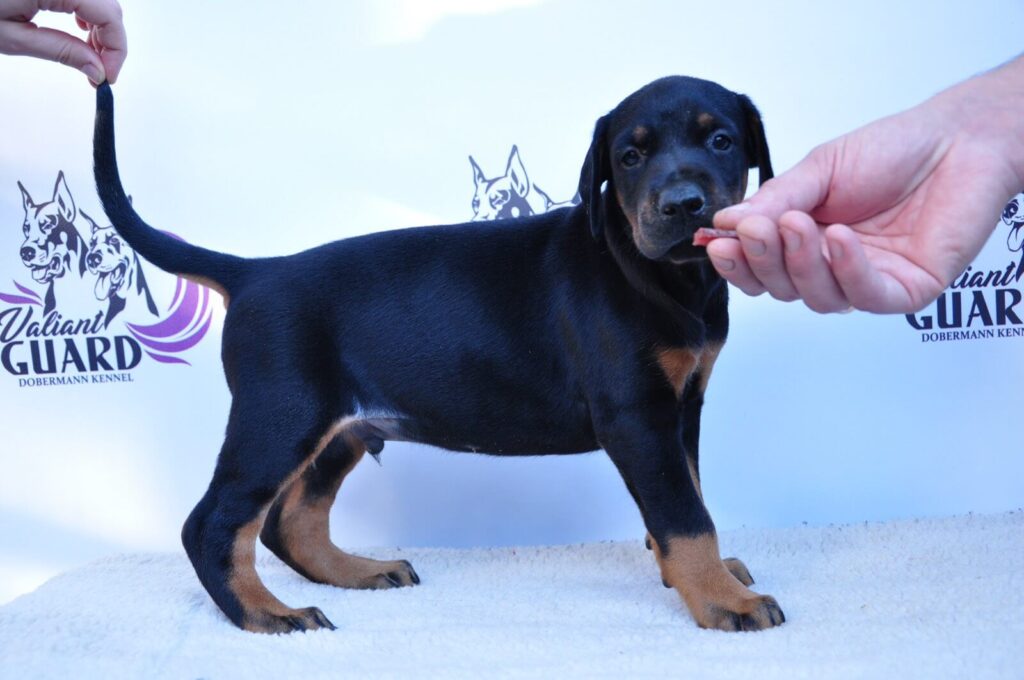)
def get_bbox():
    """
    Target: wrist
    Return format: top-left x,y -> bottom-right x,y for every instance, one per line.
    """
934,54 -> 1024,190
